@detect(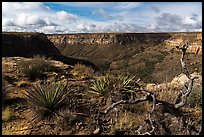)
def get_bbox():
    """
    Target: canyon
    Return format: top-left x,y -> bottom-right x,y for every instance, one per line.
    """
2,32 -> 202,135
2,32 -> 202,83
